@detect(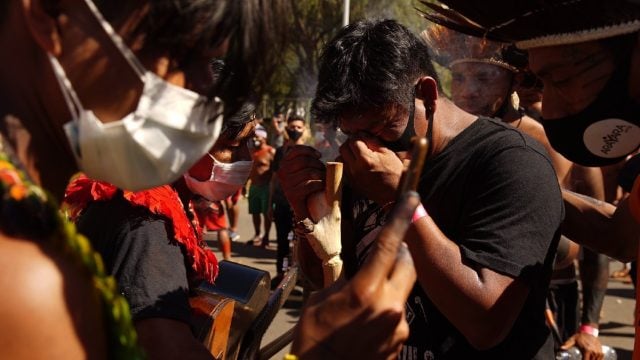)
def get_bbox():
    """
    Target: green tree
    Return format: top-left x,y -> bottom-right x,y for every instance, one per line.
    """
261,1 -> 440,117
